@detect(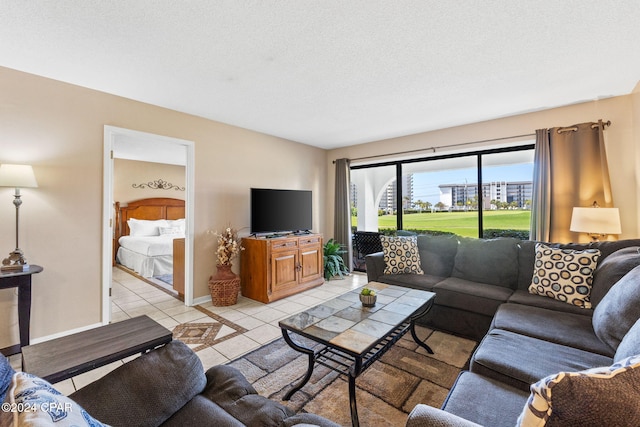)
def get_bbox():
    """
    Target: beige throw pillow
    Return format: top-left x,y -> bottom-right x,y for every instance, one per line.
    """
381,235 -> 424,275
528,243 -> 600,308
